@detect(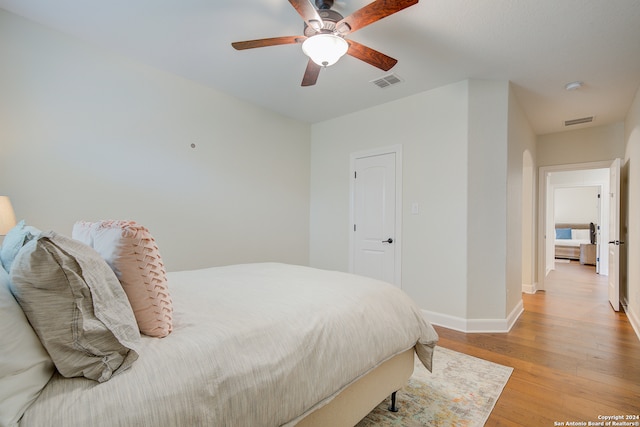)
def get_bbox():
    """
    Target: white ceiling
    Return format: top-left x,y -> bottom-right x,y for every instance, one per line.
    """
2,0 -> 640,135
